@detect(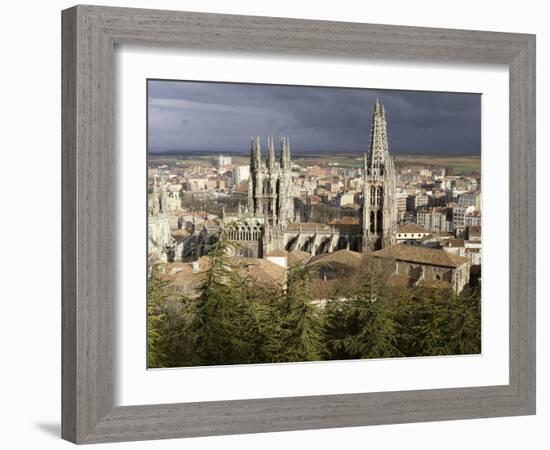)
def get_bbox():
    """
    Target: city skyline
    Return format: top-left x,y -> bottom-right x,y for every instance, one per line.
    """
148,80 -> 481,155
